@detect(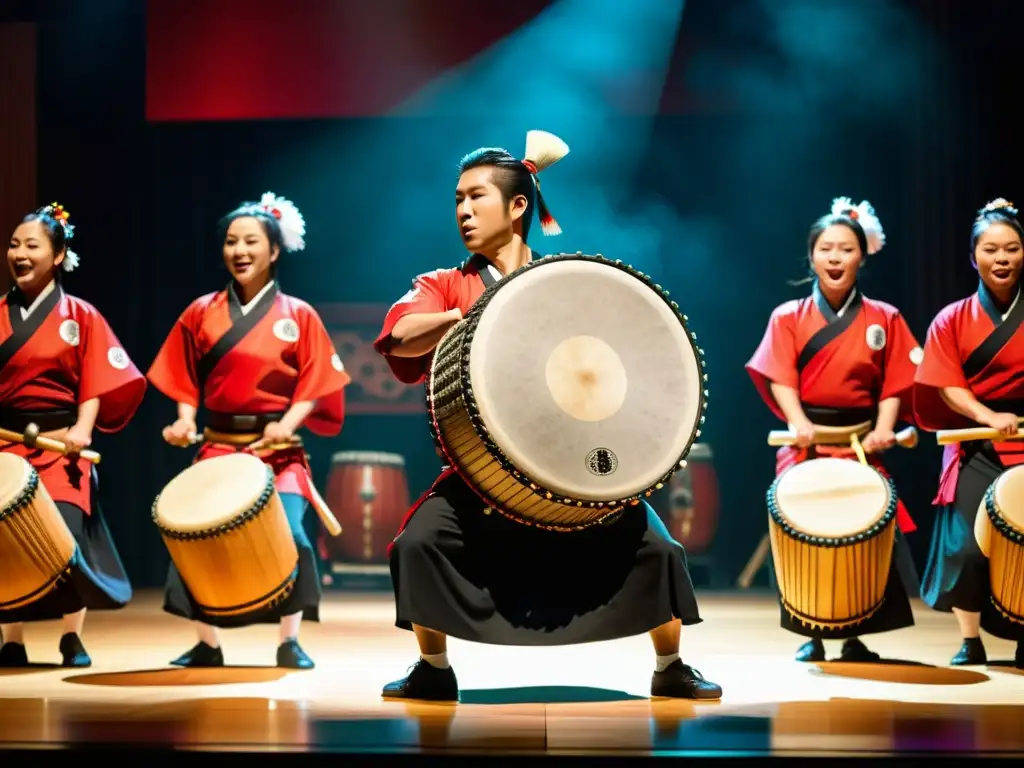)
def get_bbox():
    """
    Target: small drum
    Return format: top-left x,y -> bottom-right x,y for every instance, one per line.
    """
324,450 -> 410,563
767,457 -> 897,630
652,443 -> 719,553
975,465 -> 1024,624
152,453 -> 298,618
427,253 -> 707,531
0,453 -> 76,610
